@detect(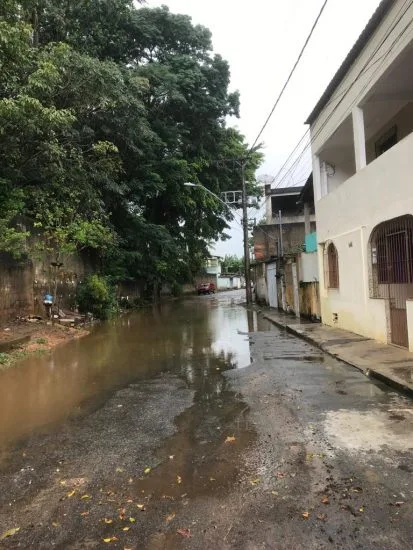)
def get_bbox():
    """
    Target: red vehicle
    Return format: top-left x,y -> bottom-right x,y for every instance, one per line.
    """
197,282 -> 216,295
